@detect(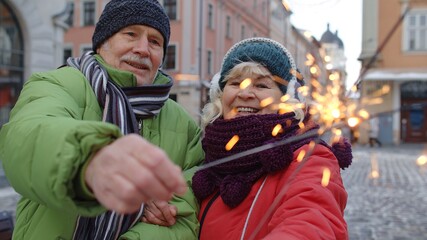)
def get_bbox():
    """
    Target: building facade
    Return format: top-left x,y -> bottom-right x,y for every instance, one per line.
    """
0,0 -> 68,127
359,0 -> 427,144
0,0 -> 331,125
